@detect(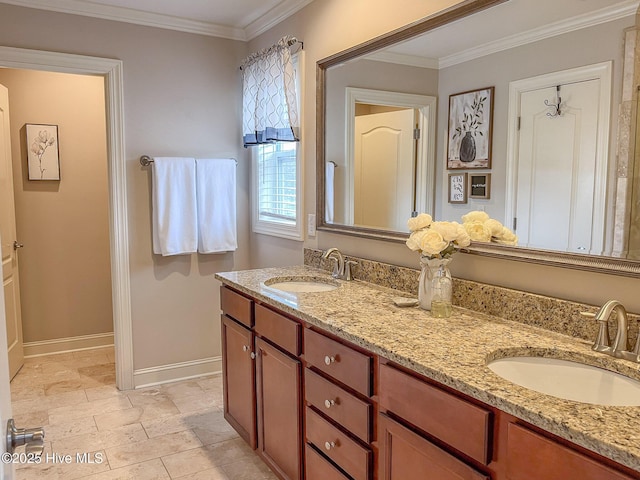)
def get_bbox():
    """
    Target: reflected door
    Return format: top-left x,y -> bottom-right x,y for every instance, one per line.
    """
0,84 -> 24,380
516,79 -> 603,254
353,108 -> 415,231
